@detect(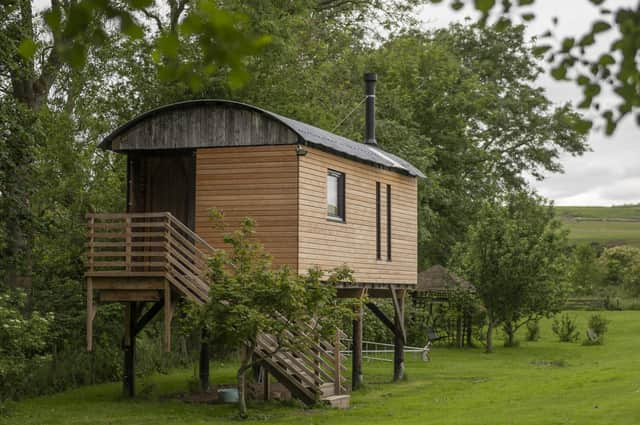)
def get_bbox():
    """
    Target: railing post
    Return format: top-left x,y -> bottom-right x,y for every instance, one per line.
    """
334,330 -> 341,395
